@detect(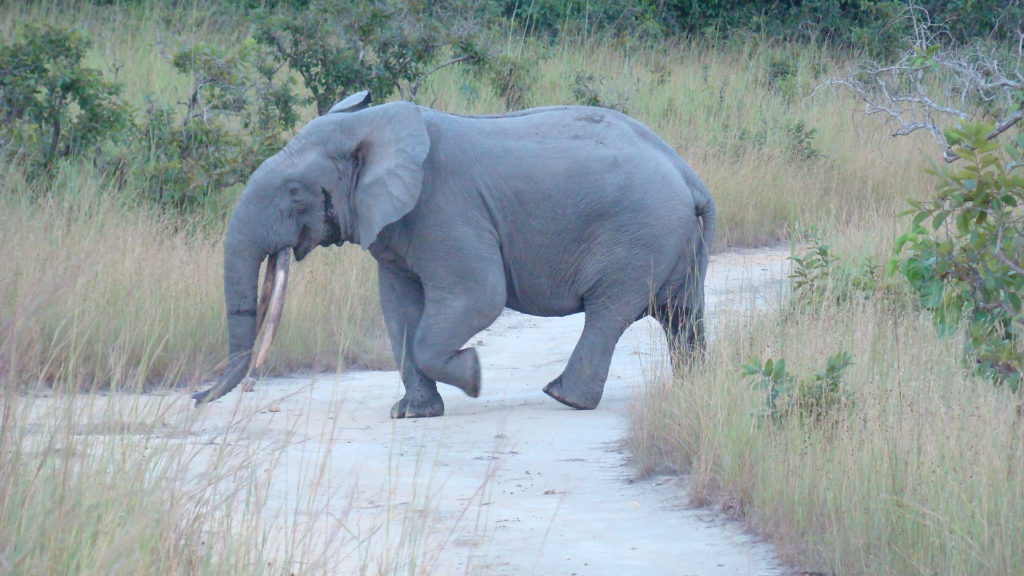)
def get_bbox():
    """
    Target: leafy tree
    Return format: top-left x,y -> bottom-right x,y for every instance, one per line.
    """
0,24 -> 130,168
891,124 -> 1024,389
254,0 -> 490,112
132,39 -> 299,212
